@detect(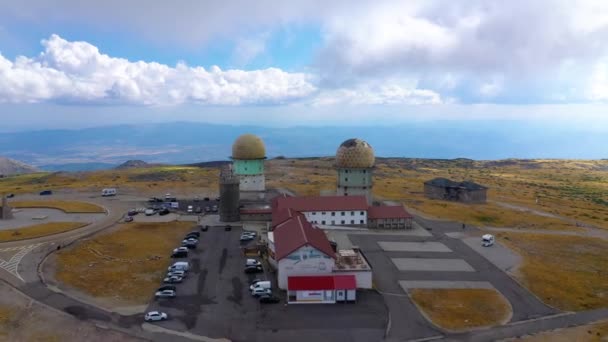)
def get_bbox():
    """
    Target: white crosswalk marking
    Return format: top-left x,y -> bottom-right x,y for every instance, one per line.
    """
0,243 -> 45,281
